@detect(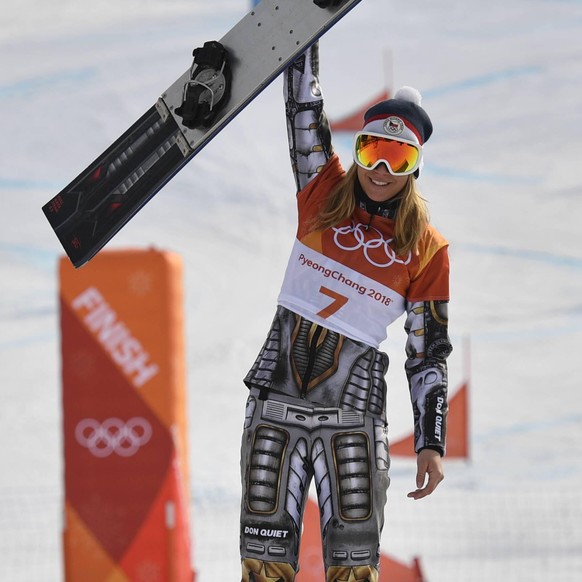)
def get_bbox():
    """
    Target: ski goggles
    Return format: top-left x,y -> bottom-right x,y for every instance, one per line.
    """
353,132 -> 422,176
